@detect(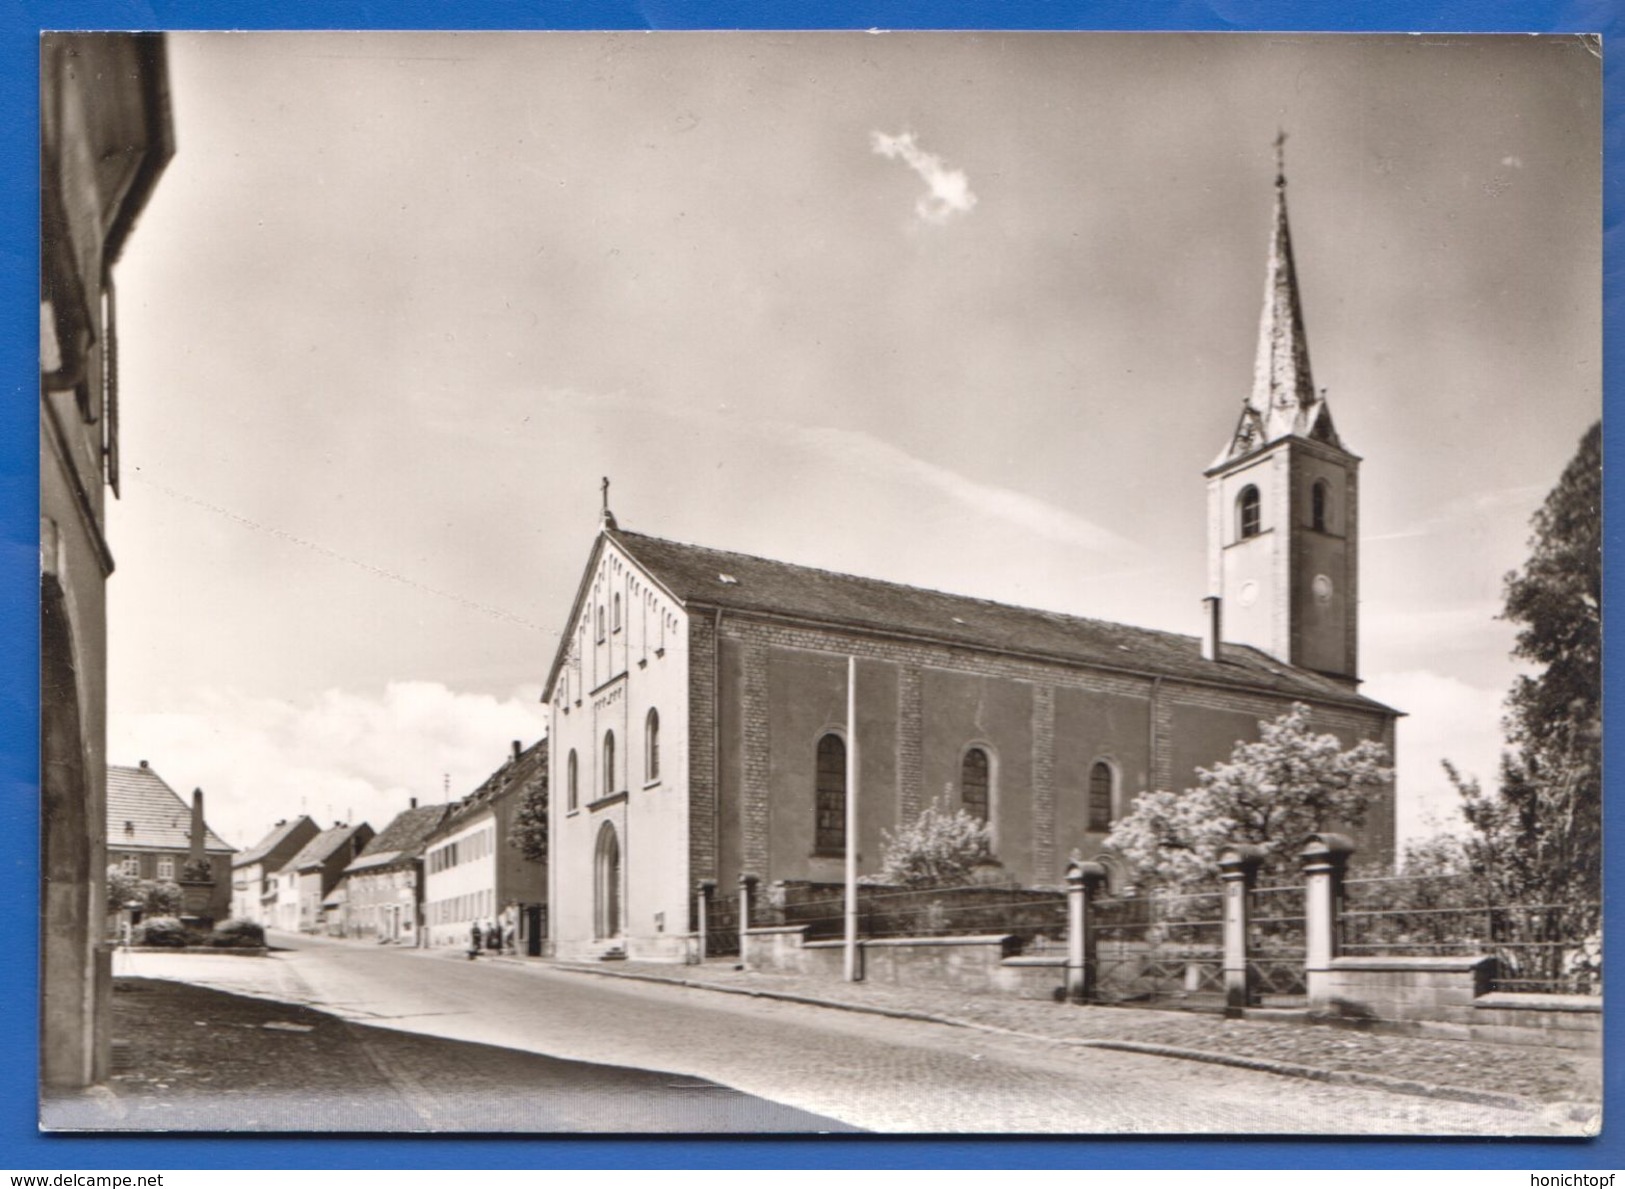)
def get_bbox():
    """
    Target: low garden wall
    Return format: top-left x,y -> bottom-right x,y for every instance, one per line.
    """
745,927 -> 1068,1000
1319,955 -> 1601,1050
